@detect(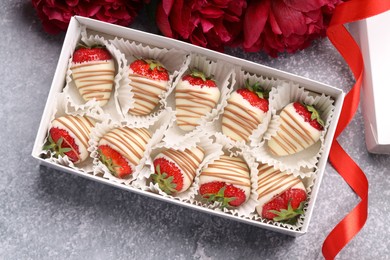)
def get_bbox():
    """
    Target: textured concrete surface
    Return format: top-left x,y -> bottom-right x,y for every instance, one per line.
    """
1,1 -> 389,259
